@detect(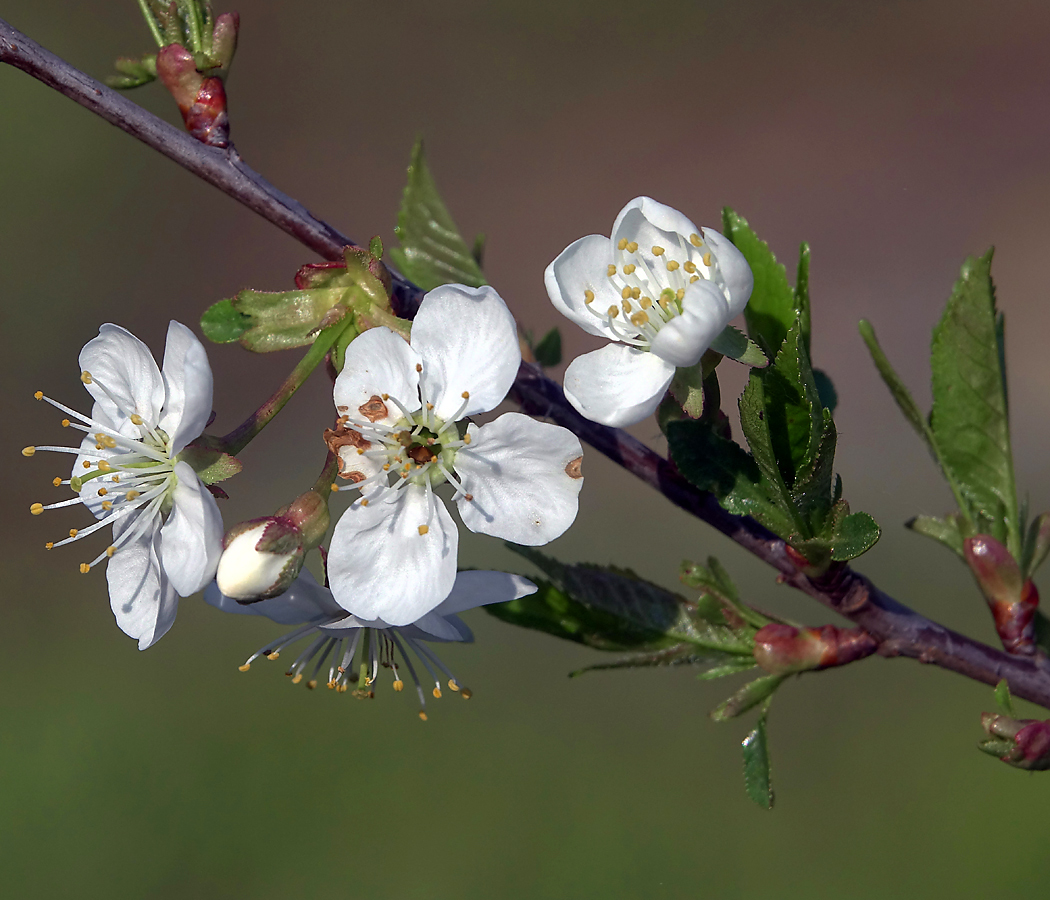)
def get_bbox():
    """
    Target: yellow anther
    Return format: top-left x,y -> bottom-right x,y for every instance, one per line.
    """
338,684 -> 348,693
631,287 -> 641,300
418,525 -> 429,535
97,460 -> 111,473
125,490 -> 140,501
622,302 -> 633,316
106,546 -> 116,558
623,263 -> 636,275
61,419 -> 70,428
460,687 -> 473,699
433,687 -> 442,699
607,264 -> 617,276
690,275 -> 700,283
584,289 -> 595,304
393,680 -> 404,692
97,488 -> 107,497
111,476 -> 119,483
676,288 -> 685,301
652,245 -> 665,256
80,371 -> 93,384
103,436 -> 117,449
361,499 -> 369,507
621,286 -> 632,300
327,681 -> 336,690
130,413 -> 143,425
381,393 -> 390,401
461,390 -> 470,399
267,651 -> 280,660
45,542 -> 54,550
330,483 -> 339,492
640,296 -> 653,309
684,260 -> 697,273
79,563 -> 90,574
34,391 -> 43,401
101,501 -> 113,511
306,679 -> 317,690
617,238 -> 628,250
419,711 -> 428,721
52,477 -> 62,487
238,664 -> 251,672
463,434 -> 472,444
703,252 -> 712,267
626,241 -> 638,253
426,402 -> 434,410
30,503 -> 43,515
689,233 -> 703,247
659,297 -> 670,310
22,446 -> 36,457
448,680 -> 461,692
357,447 -> 365,455
464,493 -> 474,502
291,673 -> 303,684
607,306 -> 620,319
69,529 -> 78,538
666,260 -> 680,272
